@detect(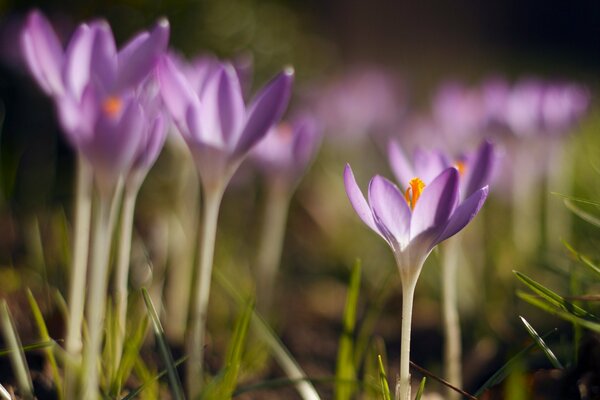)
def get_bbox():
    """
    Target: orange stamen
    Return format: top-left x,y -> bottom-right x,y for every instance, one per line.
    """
404,177 -> 426,210
102,96 -> 123,117
455,160 -> 466,176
